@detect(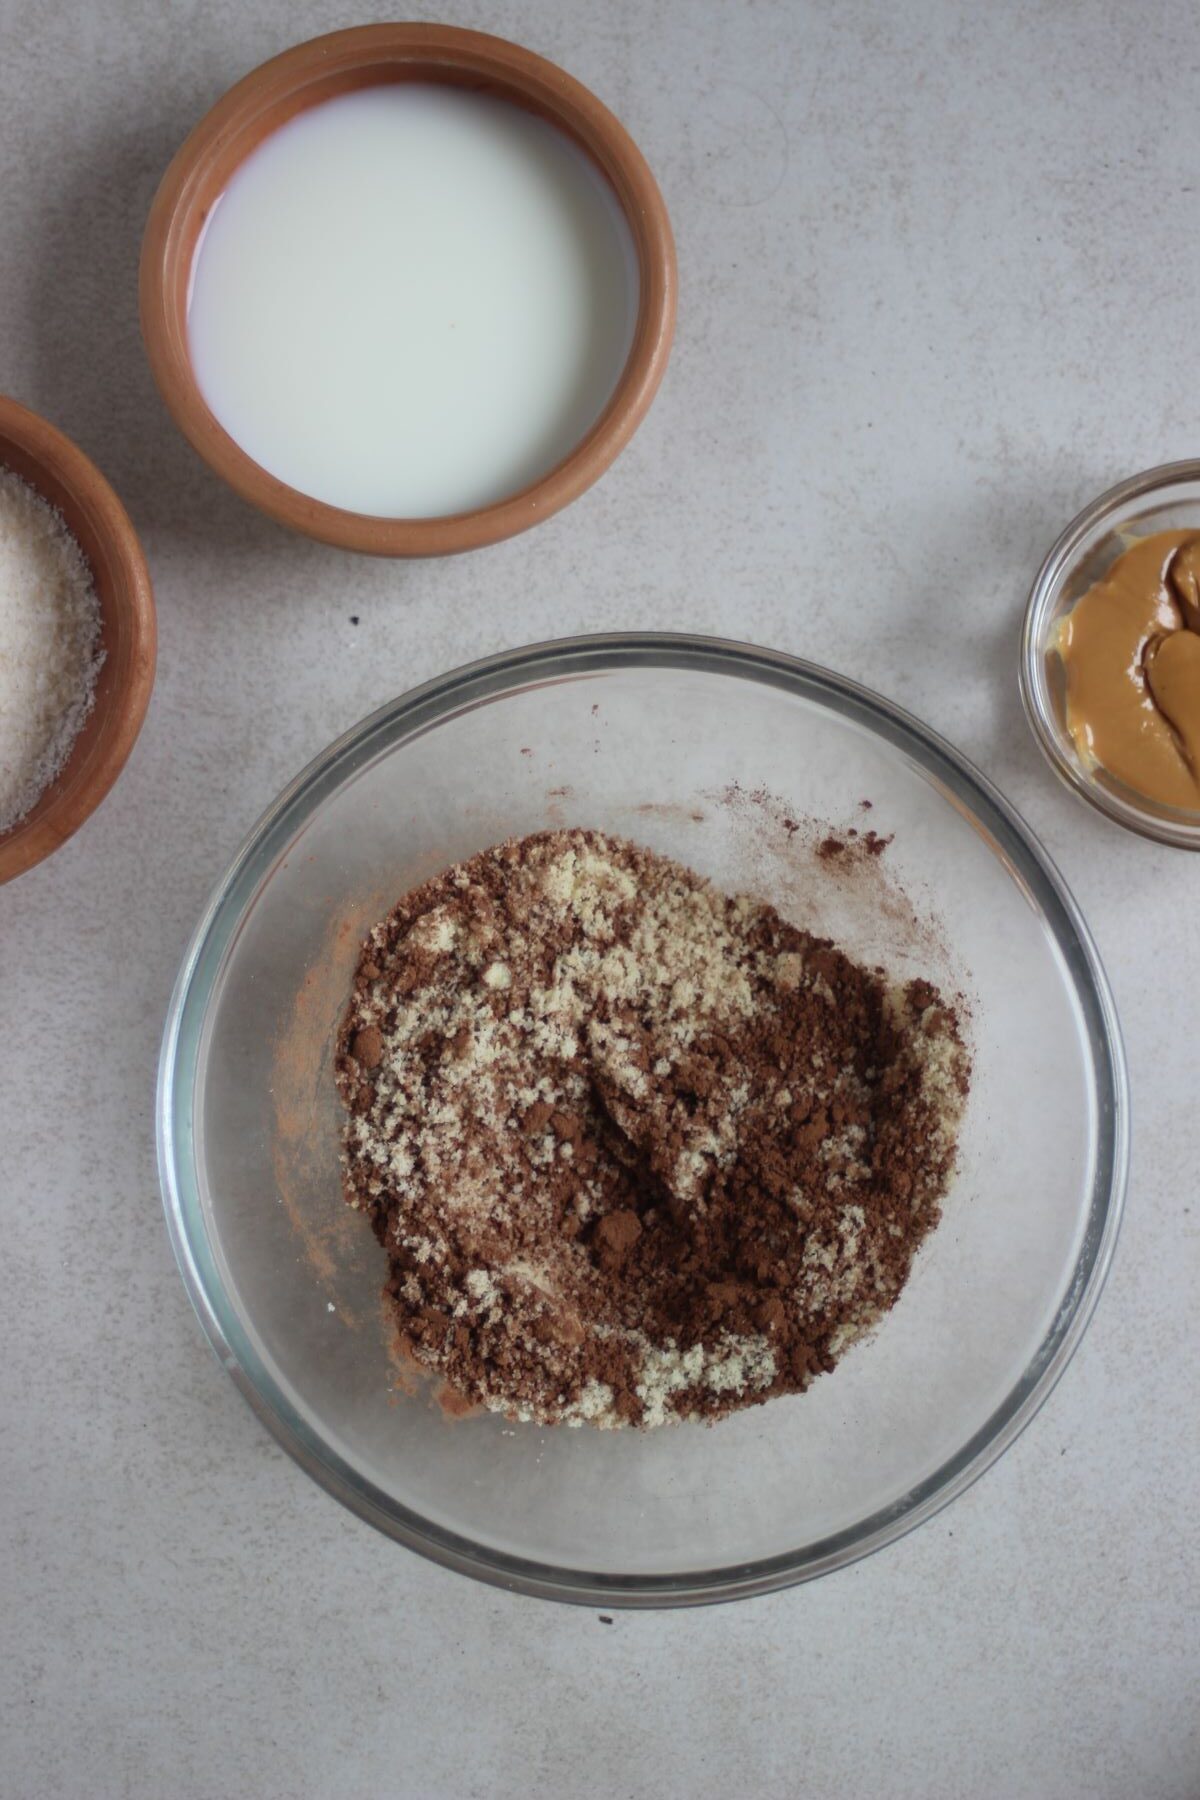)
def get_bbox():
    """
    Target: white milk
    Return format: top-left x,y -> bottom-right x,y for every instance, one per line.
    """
187,84 -> 639,518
